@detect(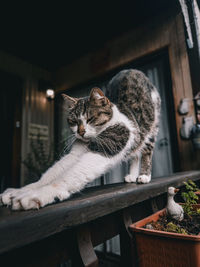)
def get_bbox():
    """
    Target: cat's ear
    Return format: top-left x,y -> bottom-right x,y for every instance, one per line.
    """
90,87 -> 110,106
62,94 -> 78,109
